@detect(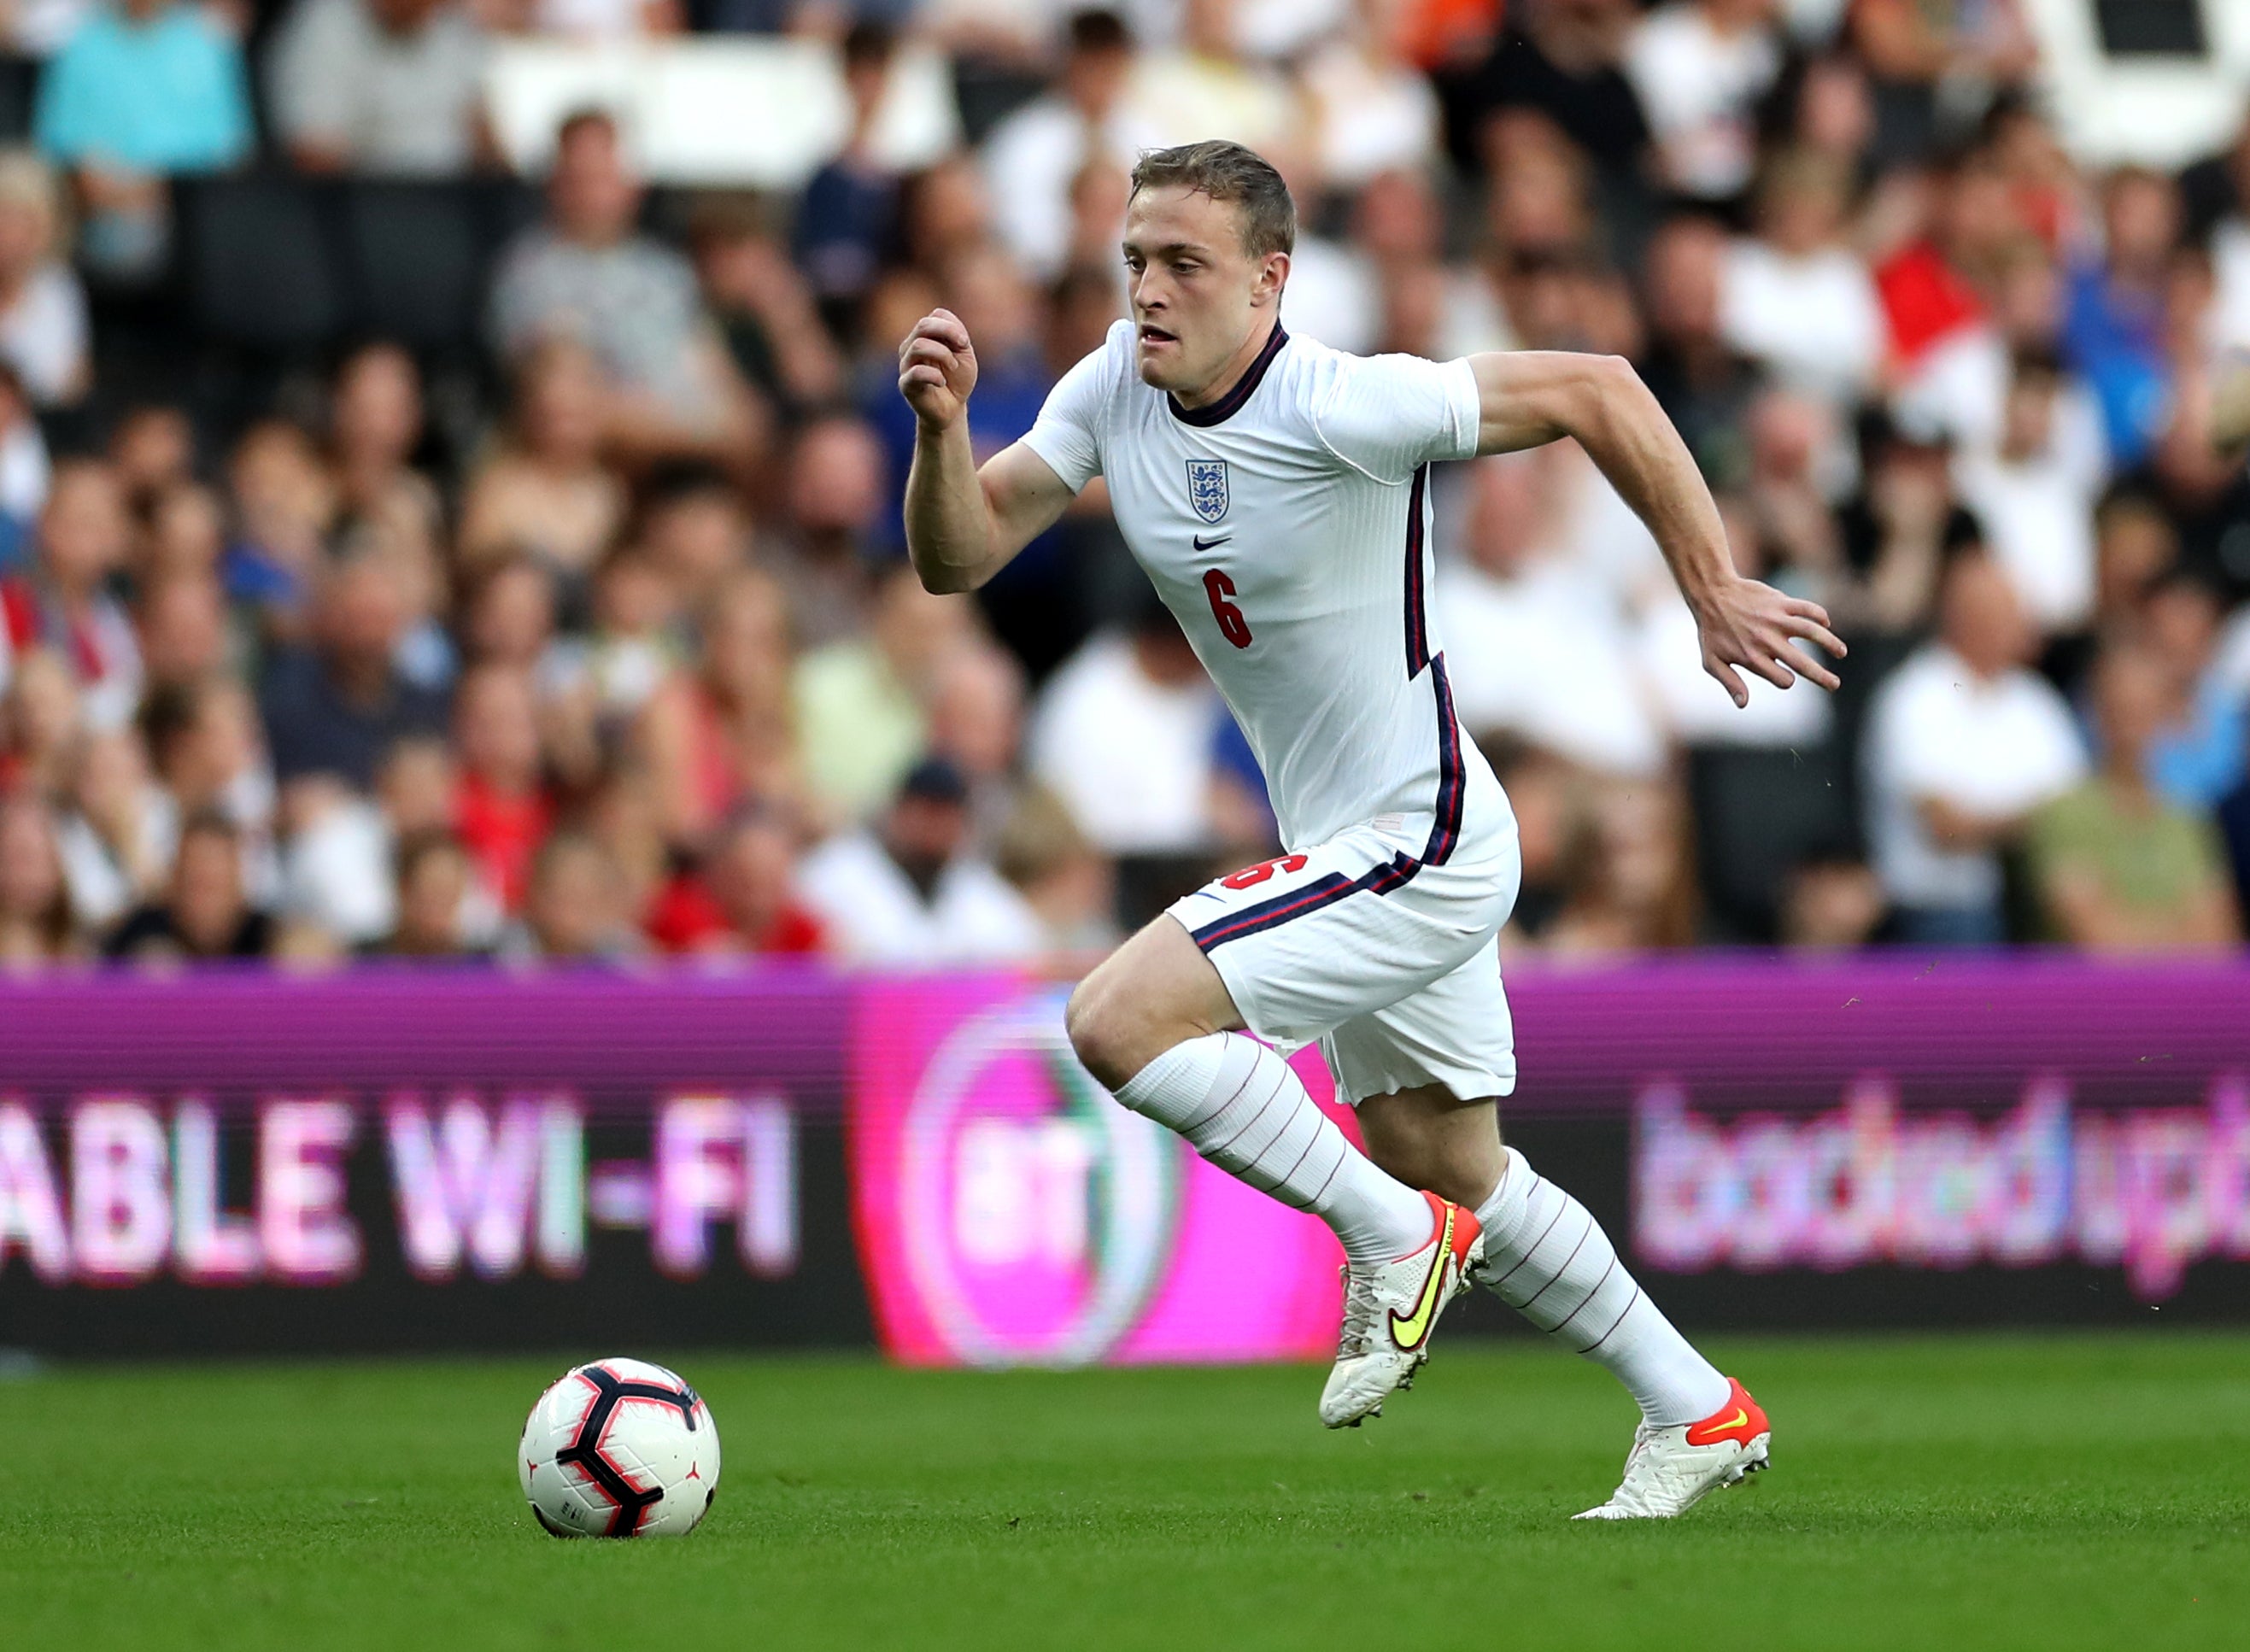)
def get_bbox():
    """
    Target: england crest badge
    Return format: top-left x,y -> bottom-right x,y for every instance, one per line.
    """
1186,459 -> 1229,524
